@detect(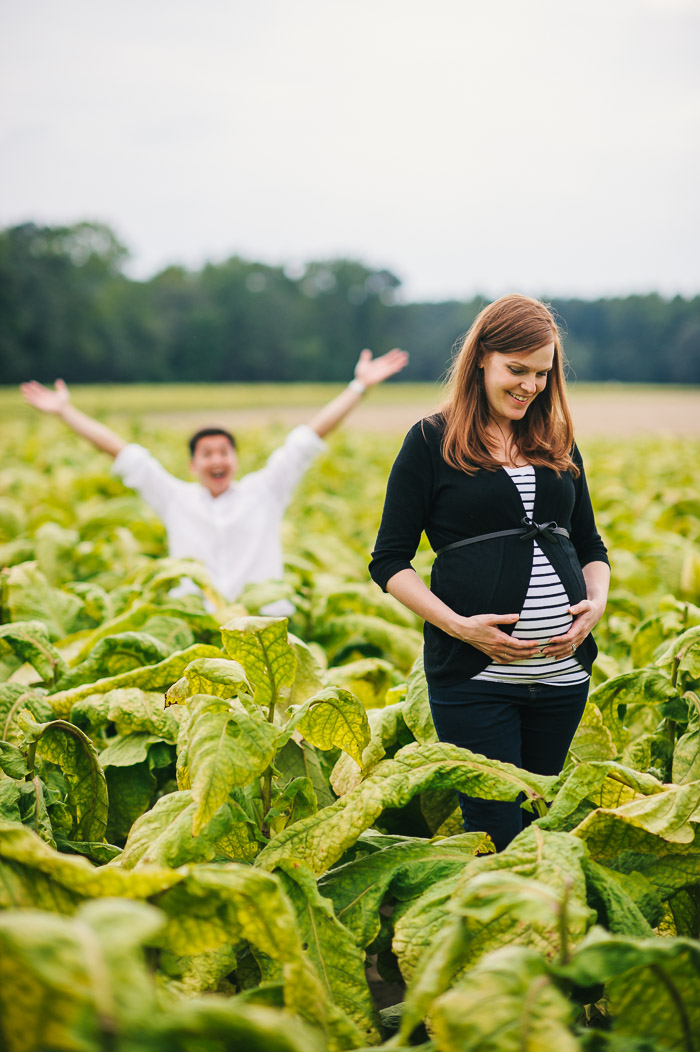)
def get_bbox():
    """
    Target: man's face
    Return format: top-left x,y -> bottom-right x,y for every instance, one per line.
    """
190,435 -> 238,496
